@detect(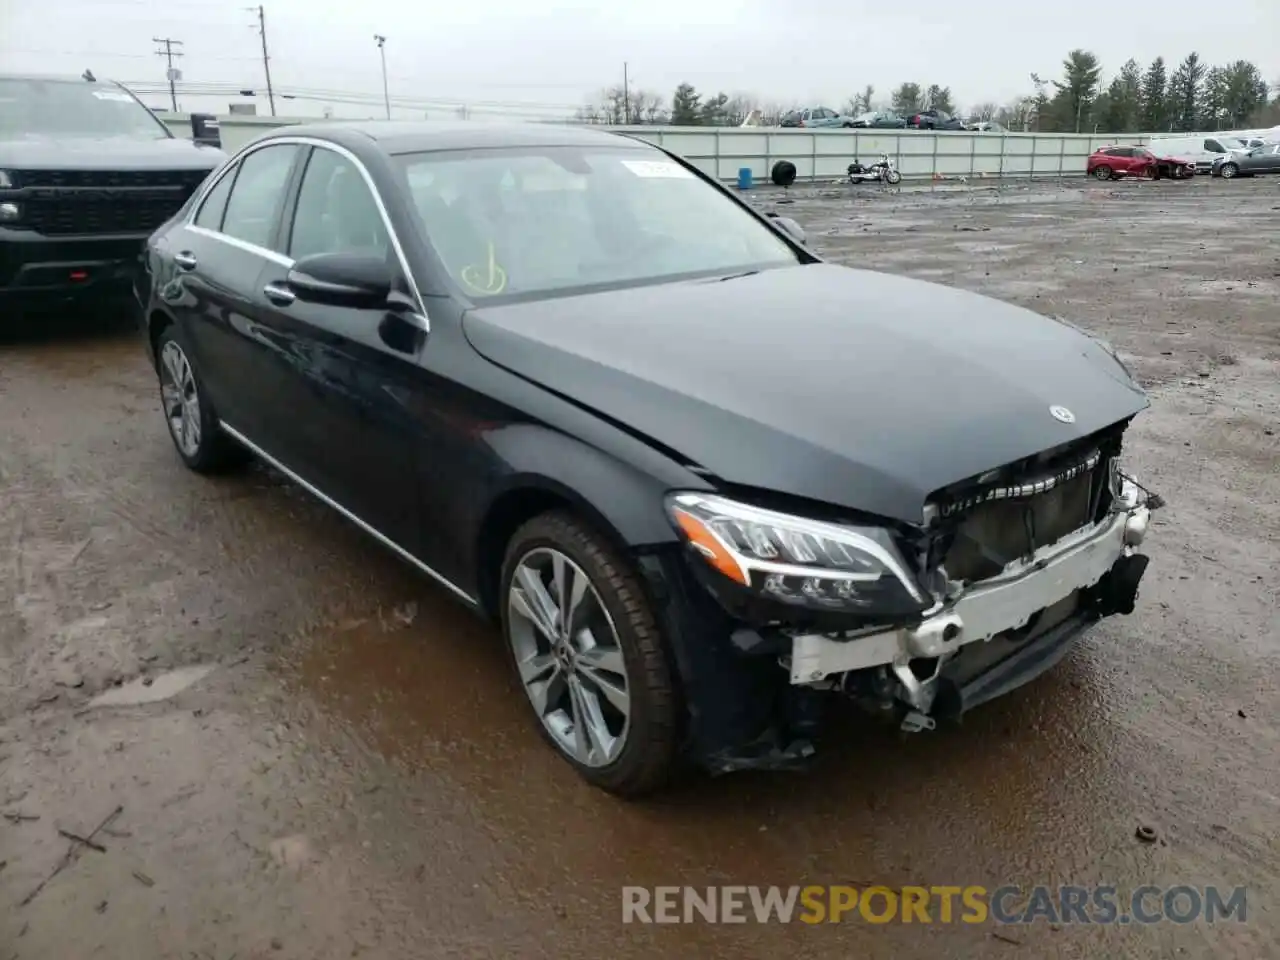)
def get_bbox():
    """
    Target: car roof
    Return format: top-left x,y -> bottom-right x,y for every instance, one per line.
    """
265,120 -> 651,155
0,72 -> 117,84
